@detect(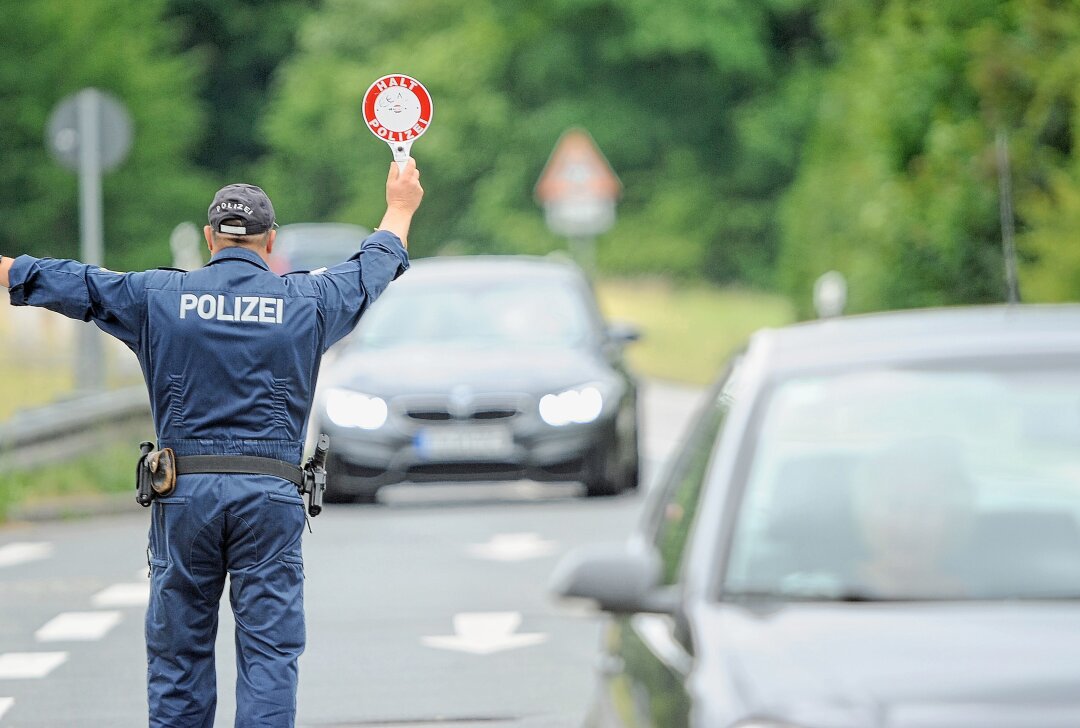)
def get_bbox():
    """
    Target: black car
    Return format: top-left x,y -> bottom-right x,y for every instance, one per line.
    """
553,305 -> 1080,728
268,222 -> 371,274
311,255 -> 641,503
